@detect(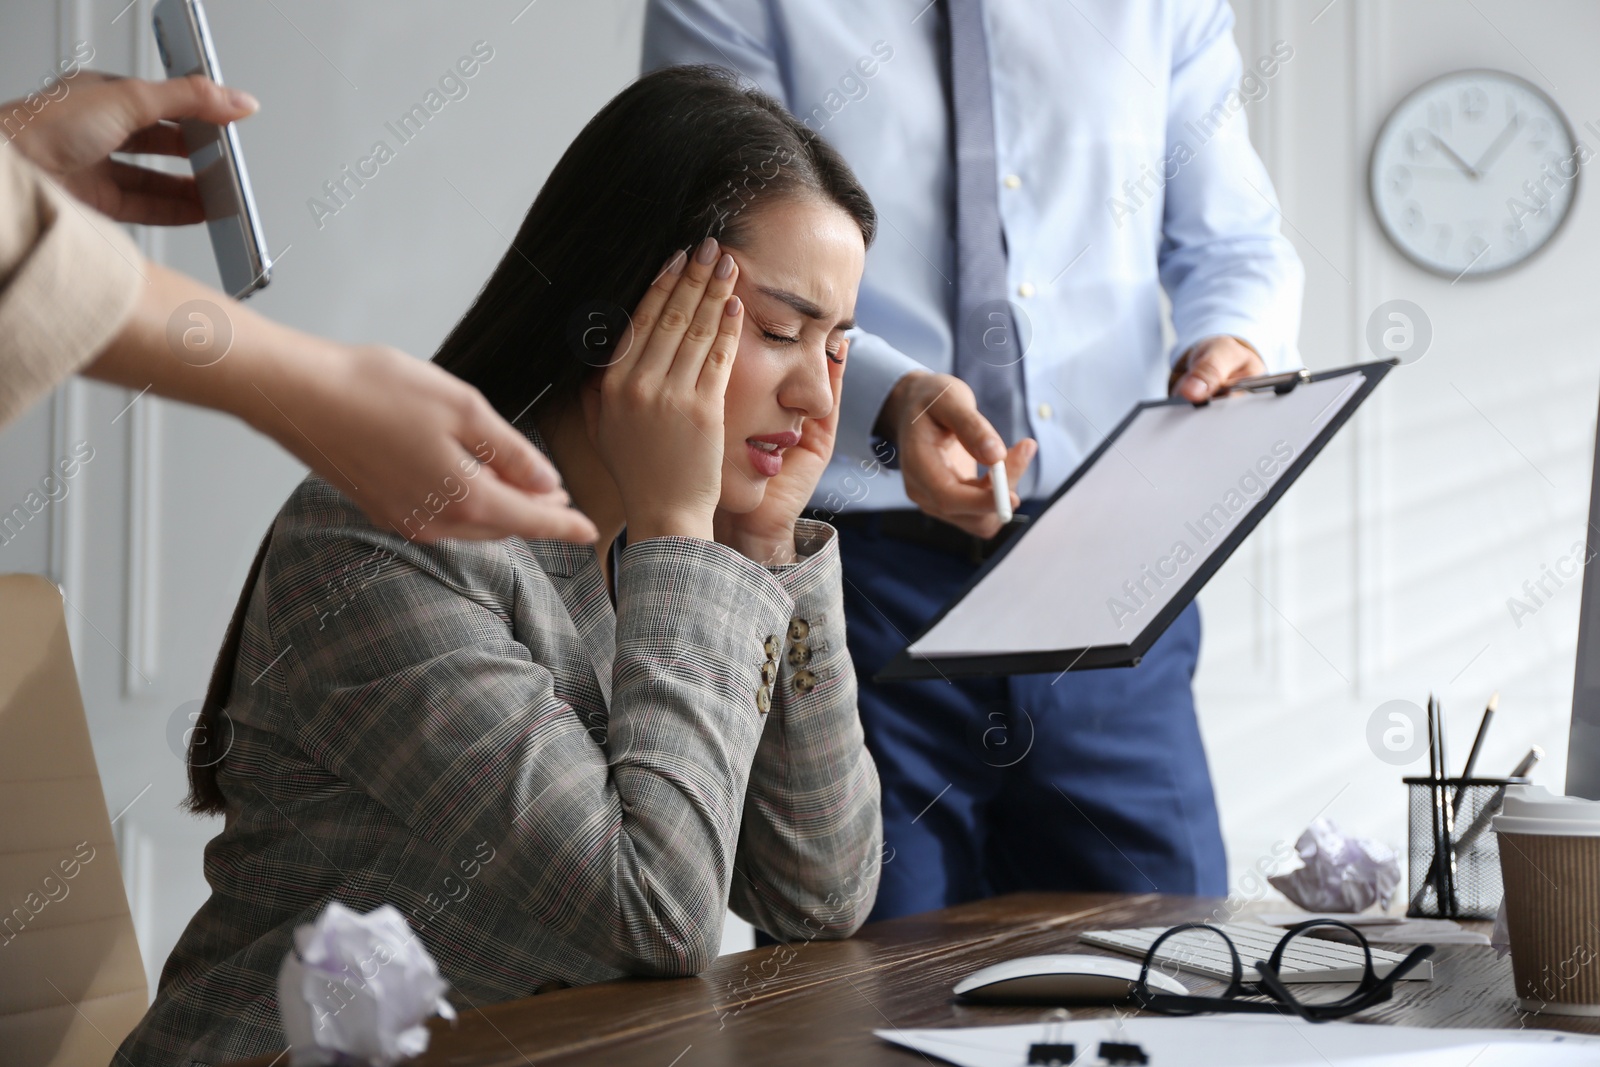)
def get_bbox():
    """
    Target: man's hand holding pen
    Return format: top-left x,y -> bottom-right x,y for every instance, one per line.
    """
875,371 -> 1035,539
874,334 -> 1263,537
